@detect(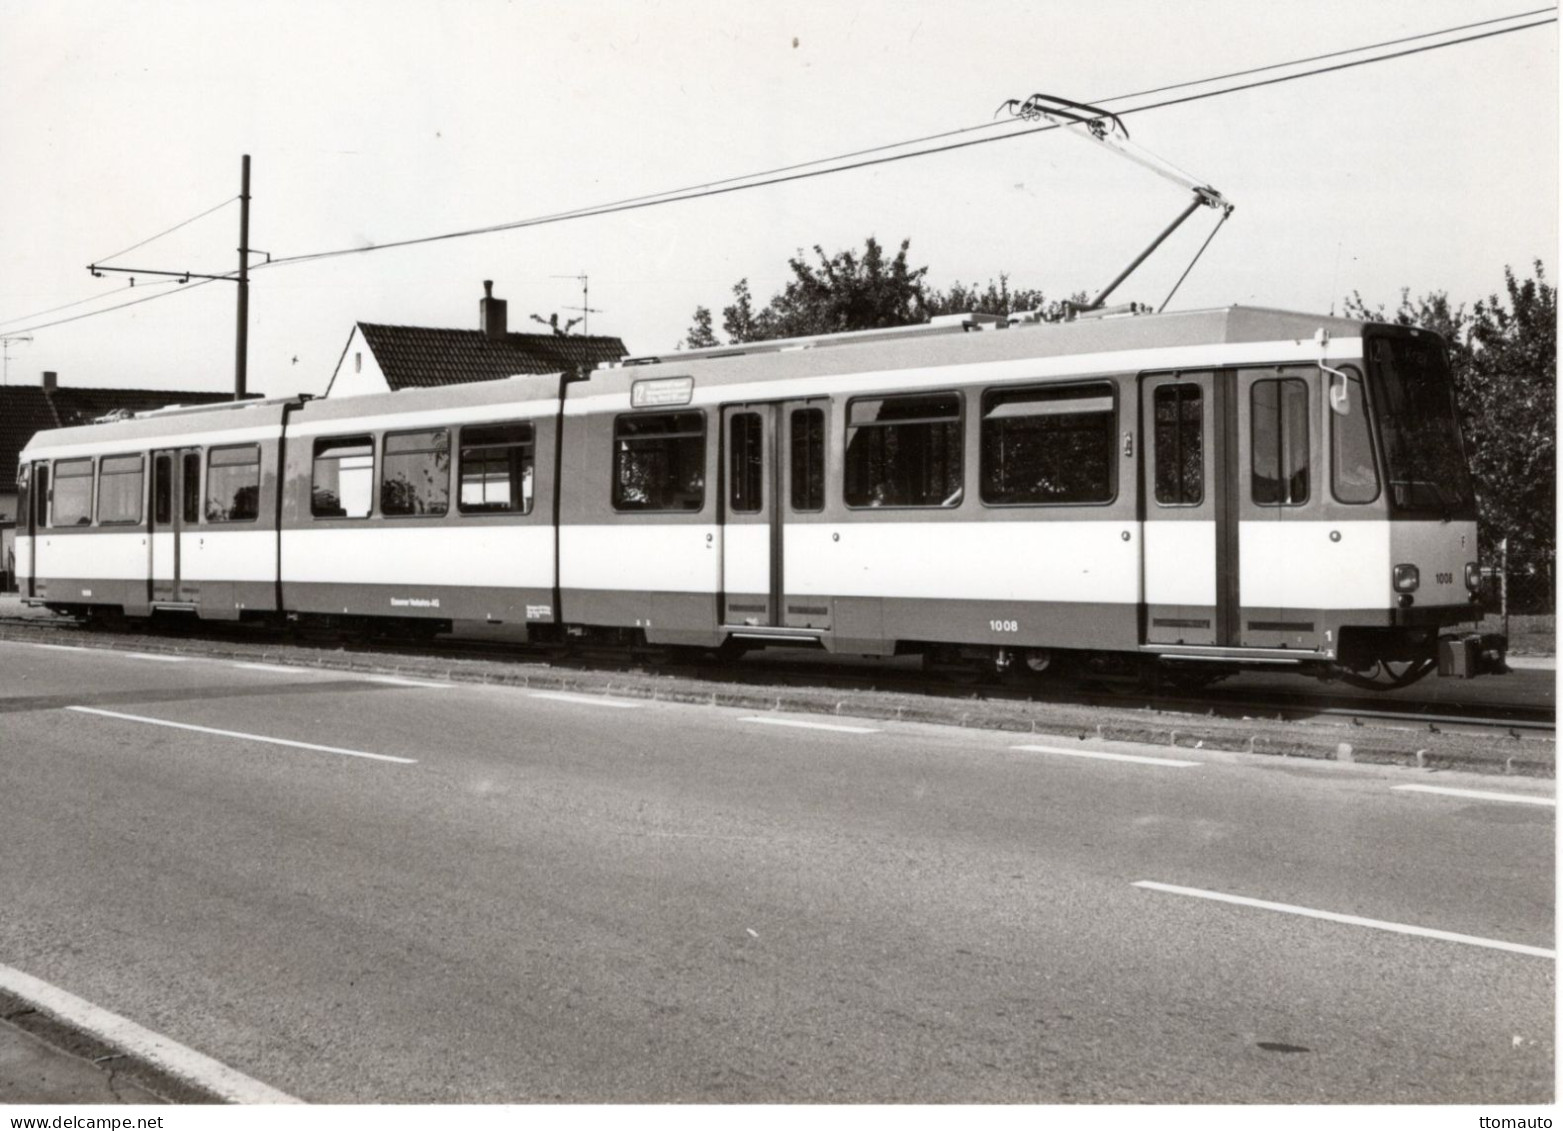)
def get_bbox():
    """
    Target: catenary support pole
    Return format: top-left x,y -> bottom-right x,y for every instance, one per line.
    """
235,154 -> 250,400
